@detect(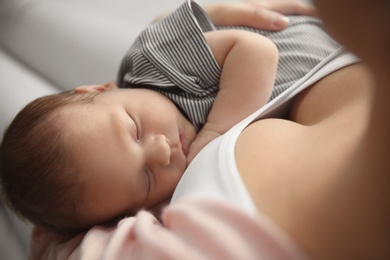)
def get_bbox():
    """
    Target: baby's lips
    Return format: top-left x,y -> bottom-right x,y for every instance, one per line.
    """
179,128 -> 189,156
